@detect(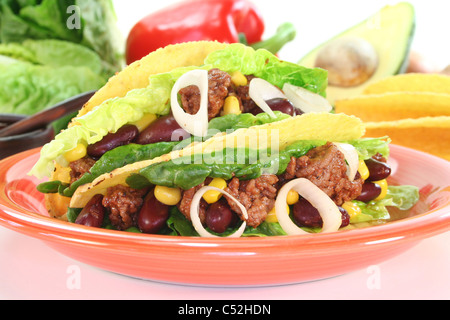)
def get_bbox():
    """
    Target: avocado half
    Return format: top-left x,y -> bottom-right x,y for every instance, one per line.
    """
299,2 -> 416,105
